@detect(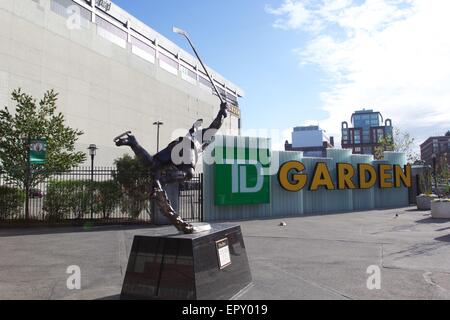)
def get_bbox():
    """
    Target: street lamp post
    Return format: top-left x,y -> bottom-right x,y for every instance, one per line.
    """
432,153 -> 437,194
23,136 -> 31,221
153,121 -> 163,152
88,144 -> 98,219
